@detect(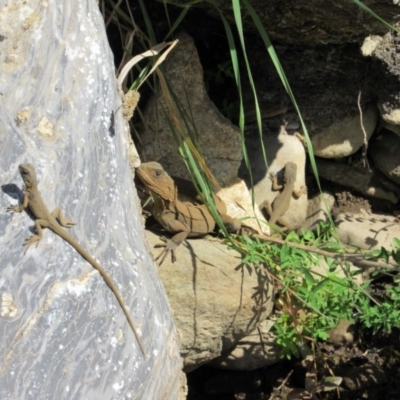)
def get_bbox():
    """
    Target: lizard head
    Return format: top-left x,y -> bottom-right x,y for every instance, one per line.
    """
136,162 -> 177,202
18,163 -> 37,189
